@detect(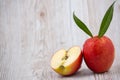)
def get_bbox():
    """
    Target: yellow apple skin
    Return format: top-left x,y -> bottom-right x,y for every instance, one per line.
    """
51,46 -> 83,76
